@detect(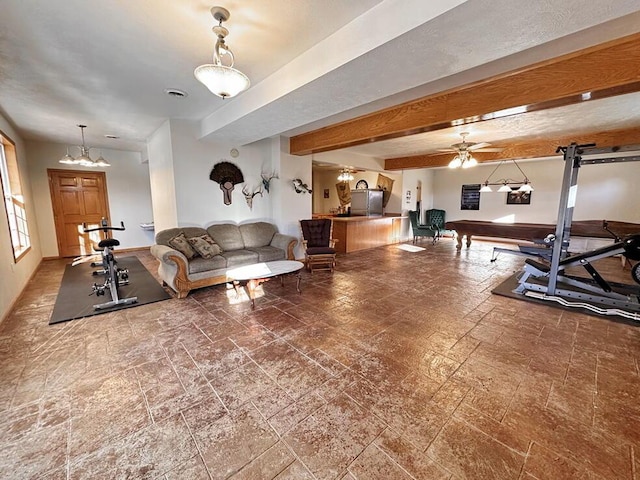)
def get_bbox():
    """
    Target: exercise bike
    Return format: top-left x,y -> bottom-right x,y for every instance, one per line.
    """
83,219 -> 137,310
